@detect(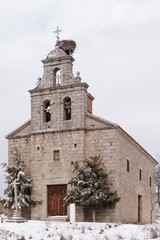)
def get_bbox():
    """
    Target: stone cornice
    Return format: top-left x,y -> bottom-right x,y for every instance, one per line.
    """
41,55 -> 75,64
6,126 -> 116,139
28,82 -> 89,94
